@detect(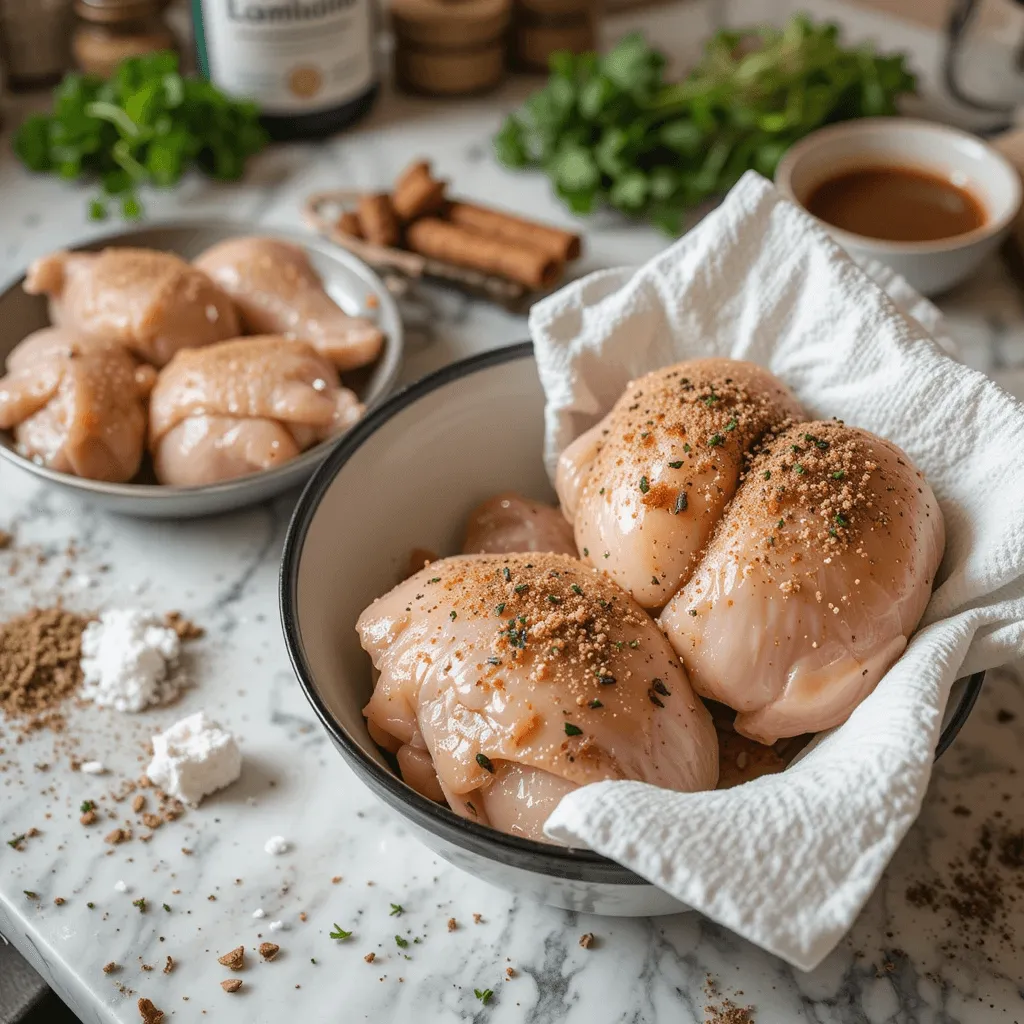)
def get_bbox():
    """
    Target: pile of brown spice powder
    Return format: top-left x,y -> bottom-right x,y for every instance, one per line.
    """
0,607 -> 89,729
